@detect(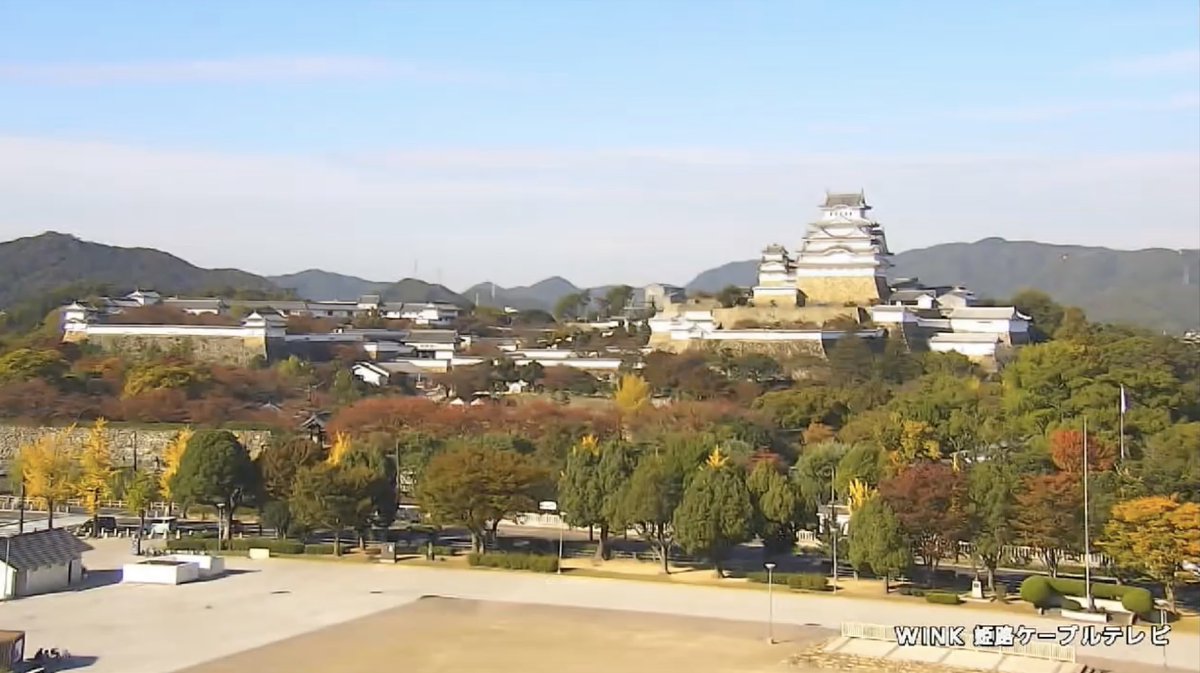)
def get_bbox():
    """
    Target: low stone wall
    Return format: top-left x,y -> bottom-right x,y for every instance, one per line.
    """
0,423 -> 272,465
